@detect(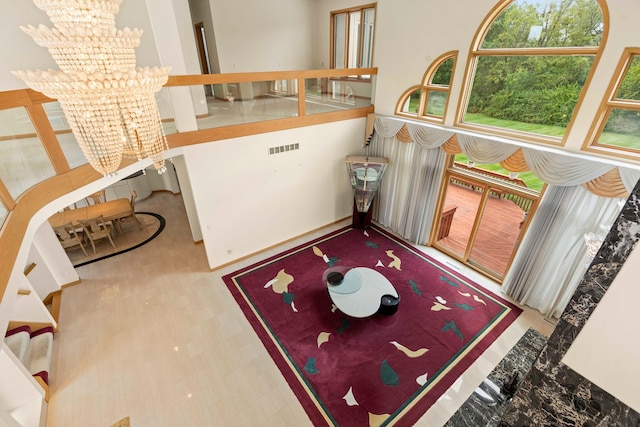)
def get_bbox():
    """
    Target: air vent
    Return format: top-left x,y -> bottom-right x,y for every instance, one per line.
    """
269,143 -> 299,155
